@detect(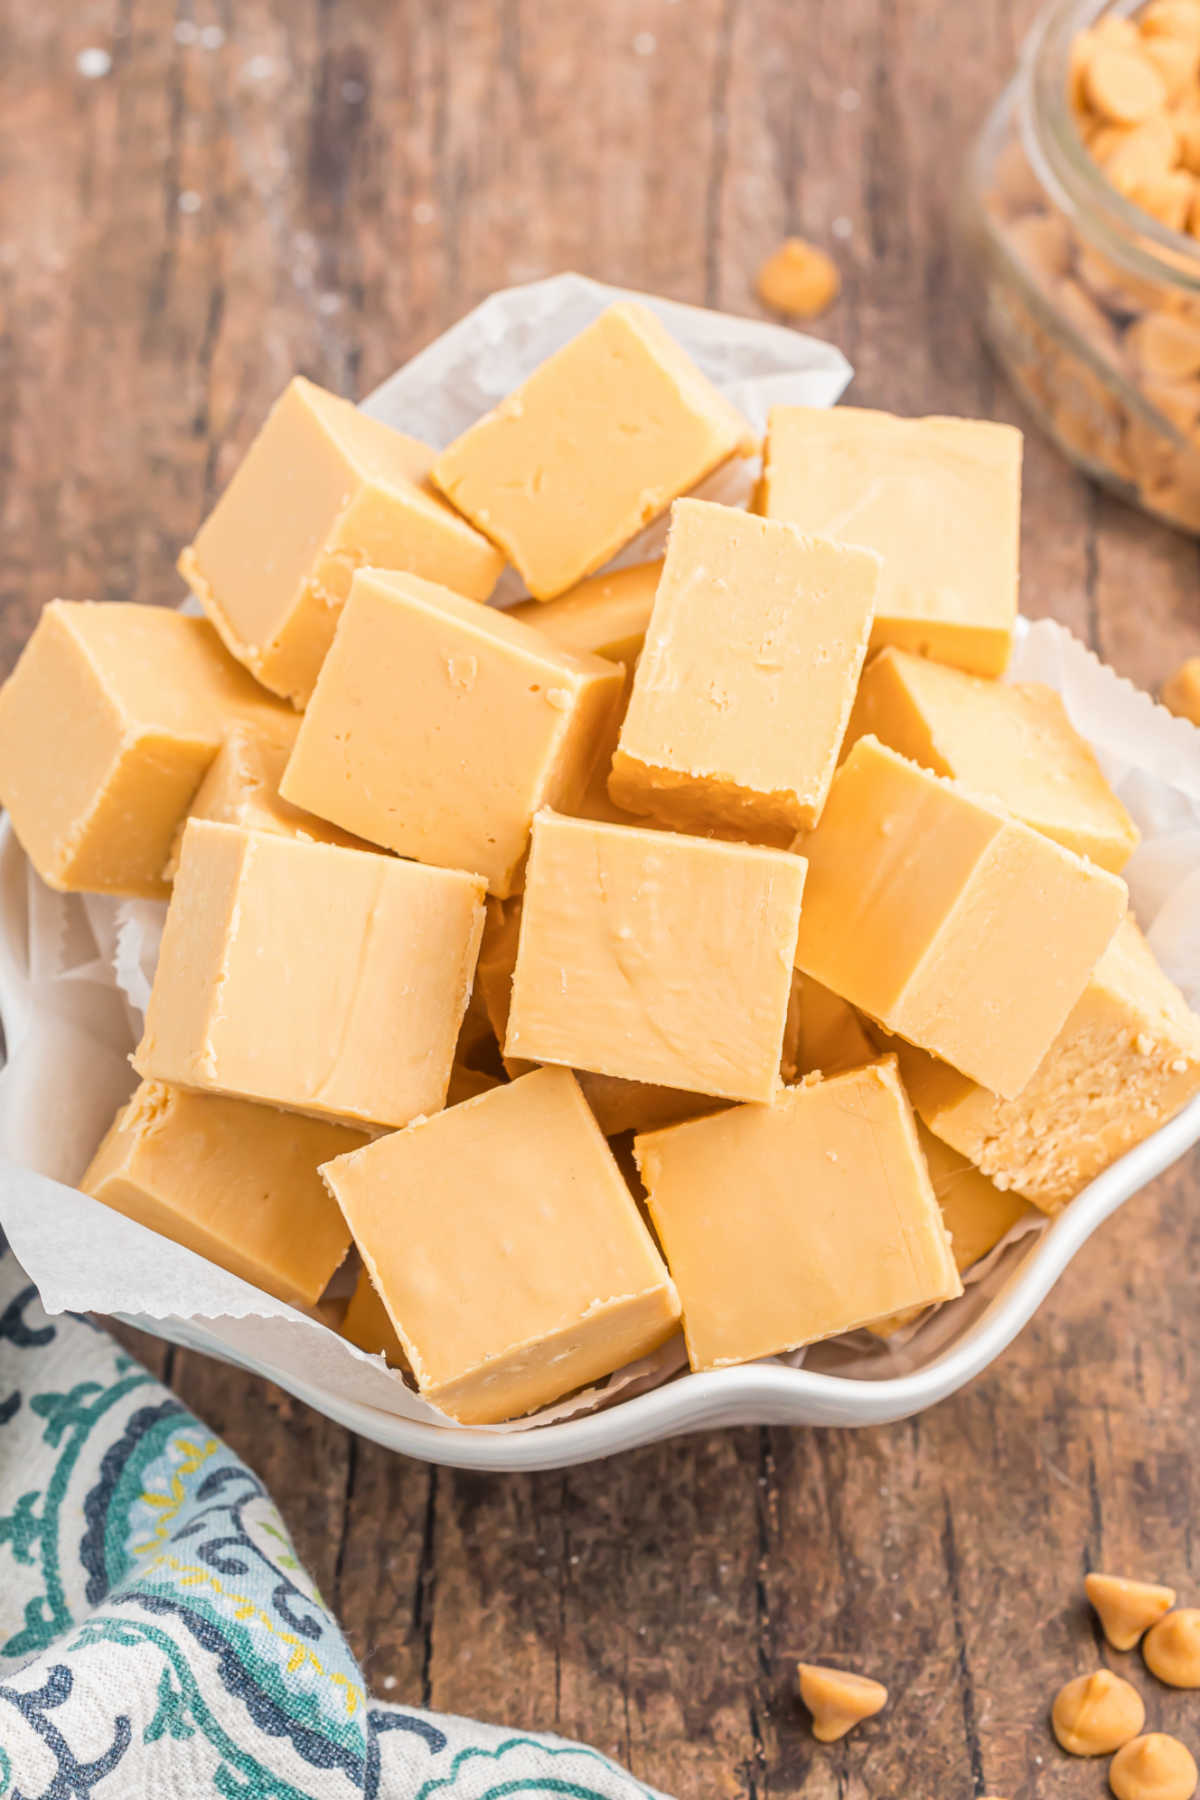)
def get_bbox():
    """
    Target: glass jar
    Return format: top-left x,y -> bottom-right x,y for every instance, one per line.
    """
965,0 -> 1200,532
